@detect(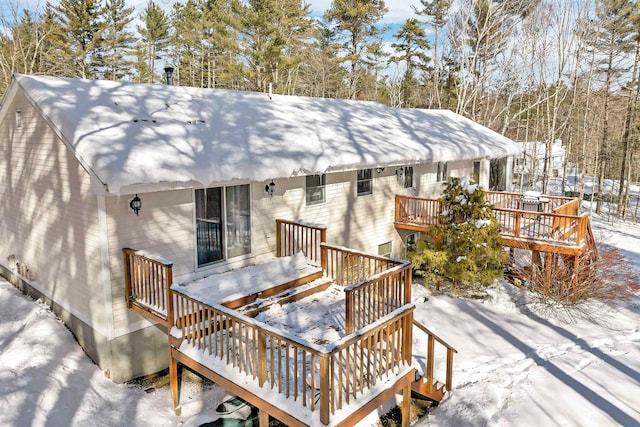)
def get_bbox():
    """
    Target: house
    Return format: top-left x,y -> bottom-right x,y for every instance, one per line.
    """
0,73 -> 521,387
513,139 -> 567,188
